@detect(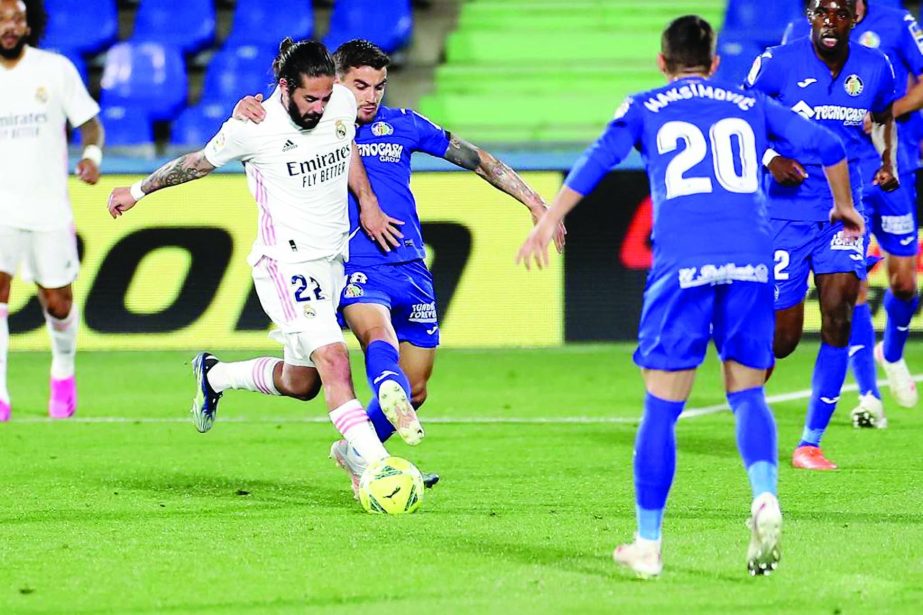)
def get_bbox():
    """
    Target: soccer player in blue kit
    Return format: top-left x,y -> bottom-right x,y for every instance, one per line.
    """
745,0 -> 899,470
234,40 -> 565,490
518,15 -> 862,578
783,0 -> 923,426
